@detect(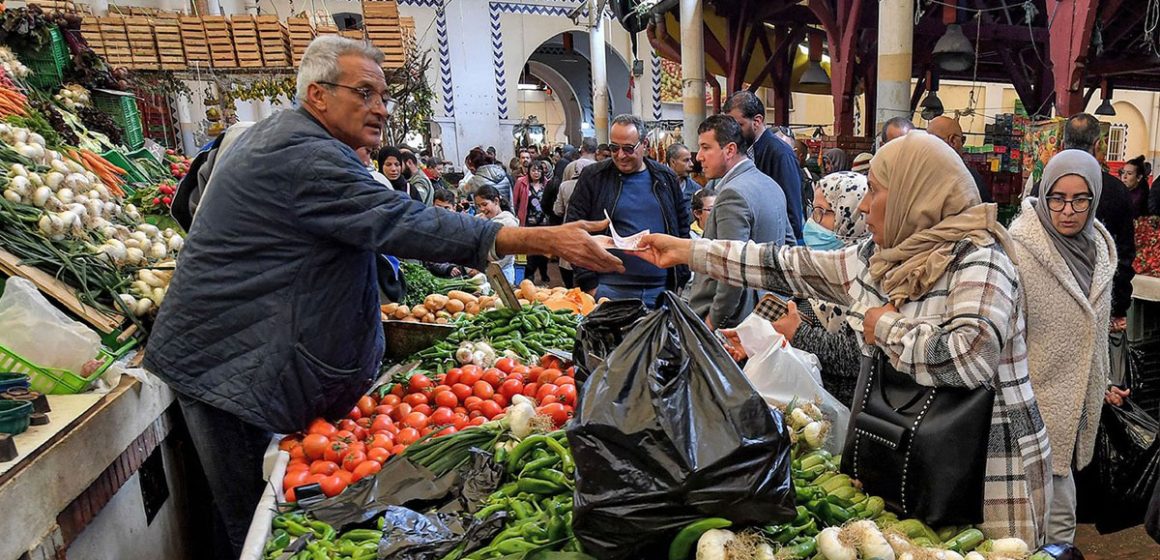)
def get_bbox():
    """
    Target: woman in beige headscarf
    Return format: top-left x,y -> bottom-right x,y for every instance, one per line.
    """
640,131 -> 1052,545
